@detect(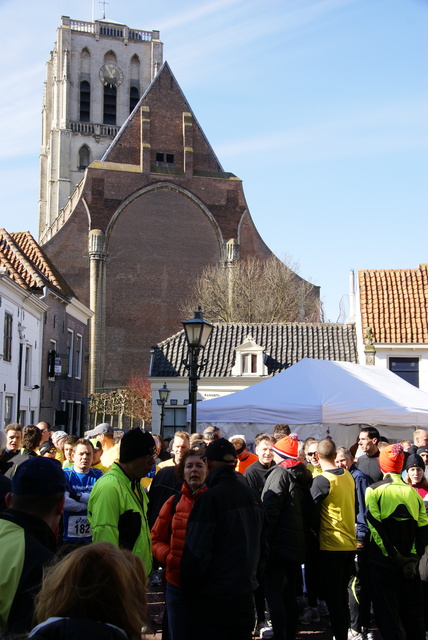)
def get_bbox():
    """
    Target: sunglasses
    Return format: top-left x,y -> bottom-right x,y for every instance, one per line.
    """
307,450 -> 318,456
